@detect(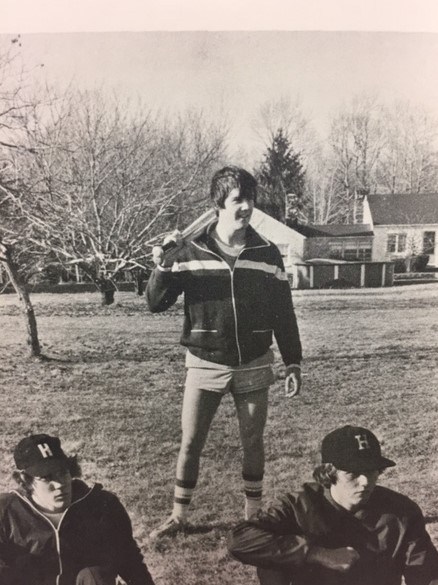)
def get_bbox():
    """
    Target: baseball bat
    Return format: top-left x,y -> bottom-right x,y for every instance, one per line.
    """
162,208 -> 217,252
